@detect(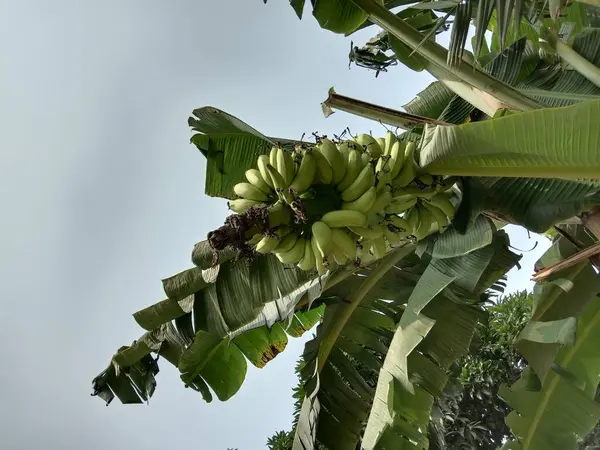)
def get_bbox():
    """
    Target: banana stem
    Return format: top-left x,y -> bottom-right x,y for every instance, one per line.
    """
316,244 -> 415,372
322,88 -> 451,129
350,0 -> 542,111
